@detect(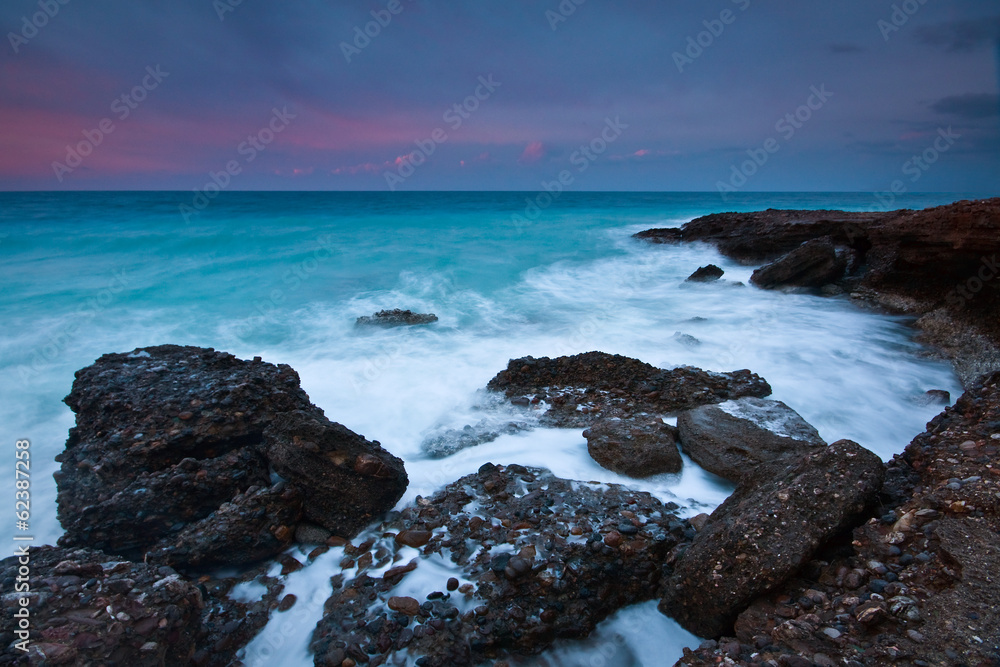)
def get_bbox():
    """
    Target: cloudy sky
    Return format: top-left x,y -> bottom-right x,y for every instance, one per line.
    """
1,0 -> 997,191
